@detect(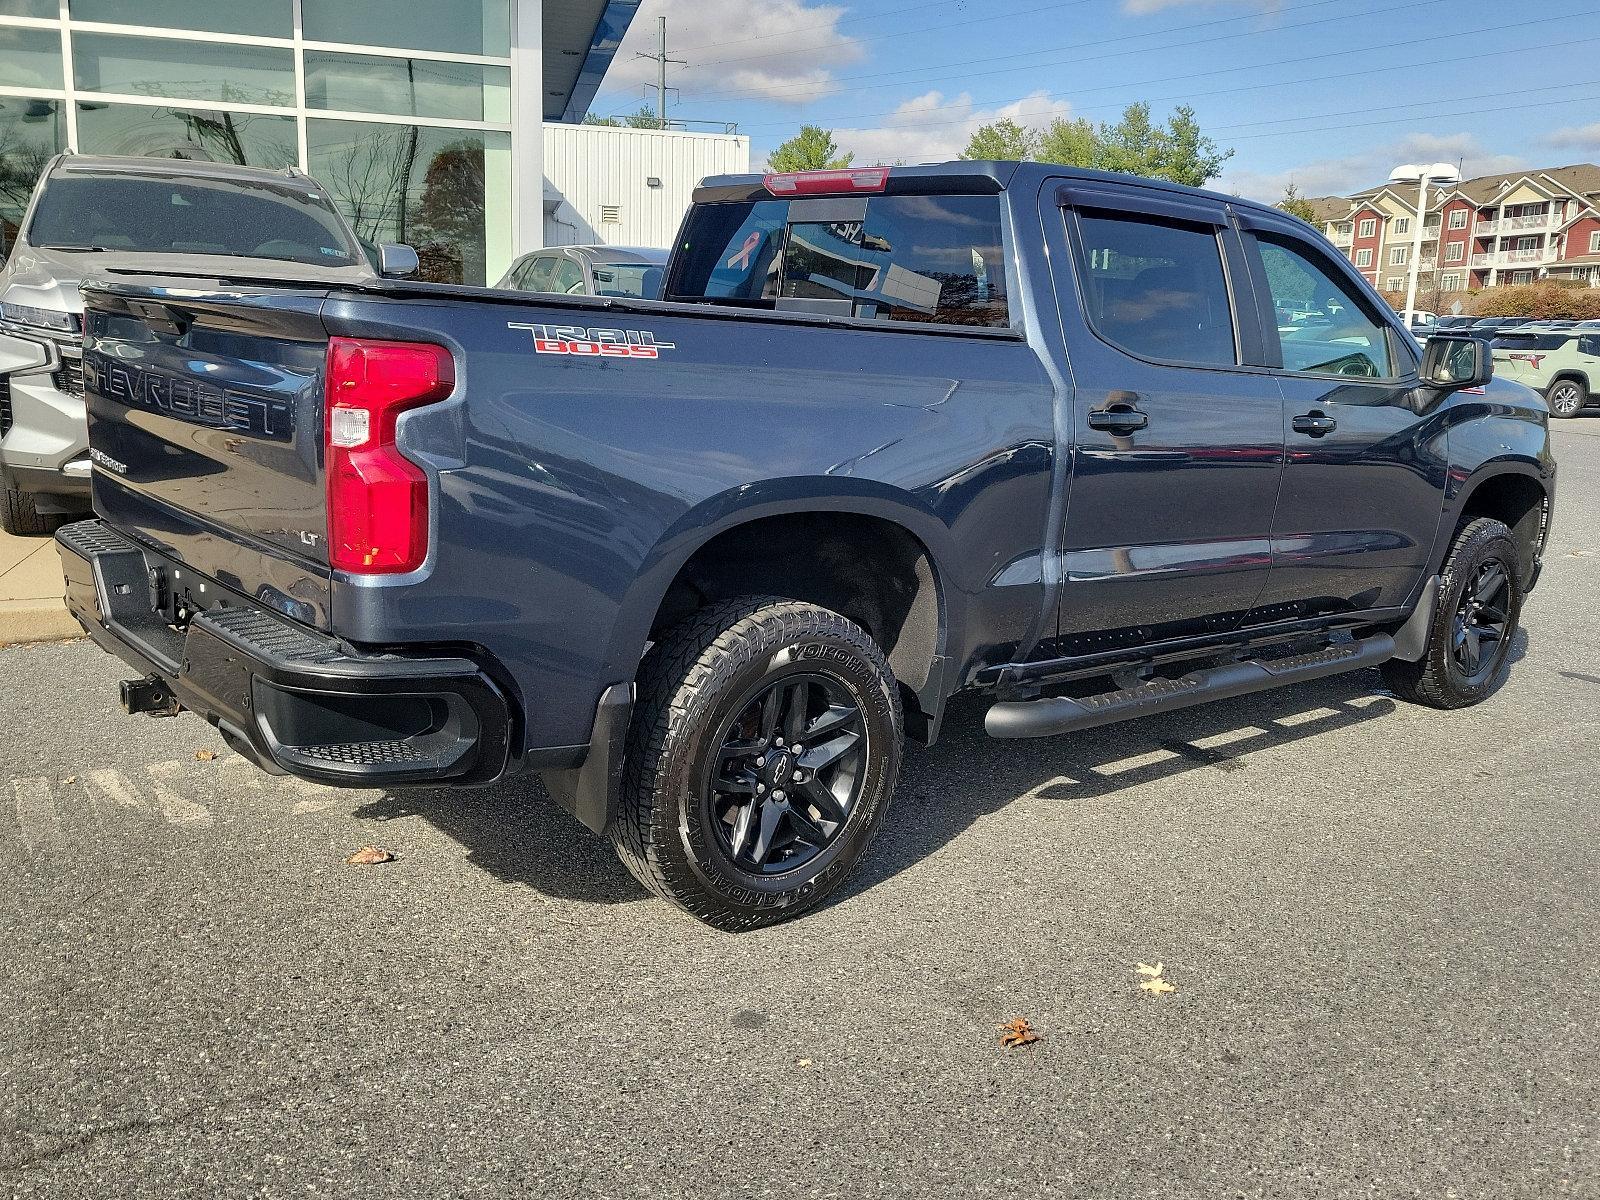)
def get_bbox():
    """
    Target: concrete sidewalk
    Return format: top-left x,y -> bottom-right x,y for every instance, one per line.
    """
0,525 -> 79,644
